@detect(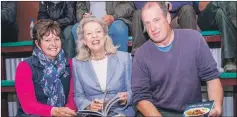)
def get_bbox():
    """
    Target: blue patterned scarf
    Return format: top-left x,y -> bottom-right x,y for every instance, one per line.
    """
33,47 -> 68,107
